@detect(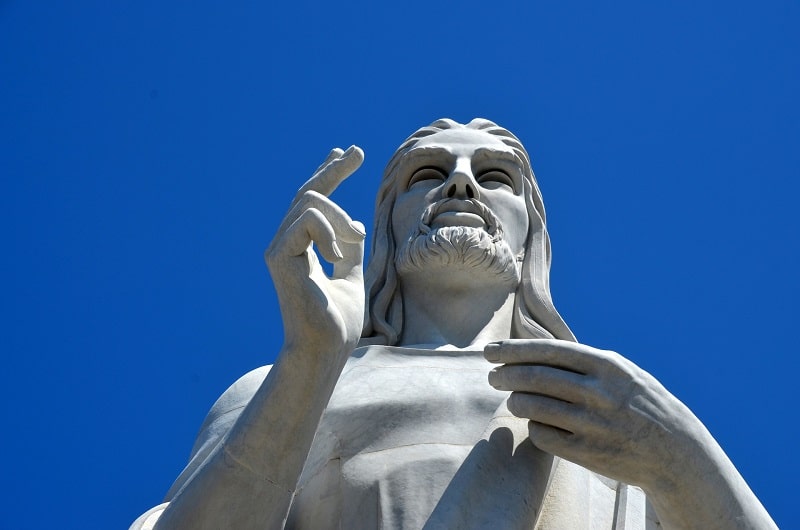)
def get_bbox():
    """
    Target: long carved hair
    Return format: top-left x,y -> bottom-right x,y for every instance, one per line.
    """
360,118 -> 575,345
